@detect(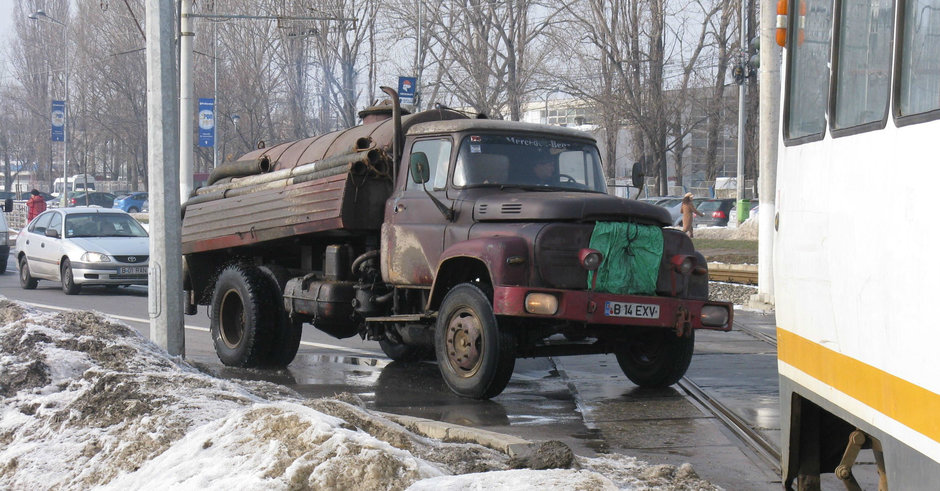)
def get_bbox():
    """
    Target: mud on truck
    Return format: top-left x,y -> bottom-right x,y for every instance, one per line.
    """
181,90 -> 733,399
